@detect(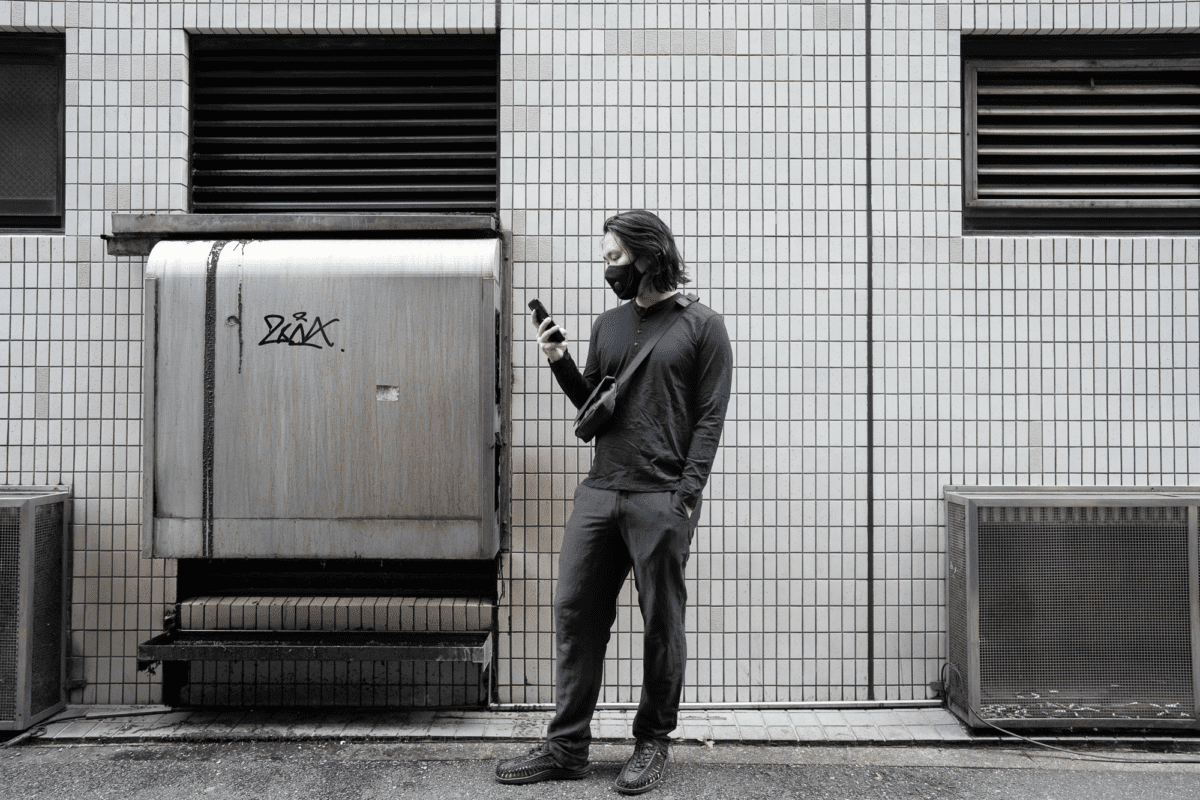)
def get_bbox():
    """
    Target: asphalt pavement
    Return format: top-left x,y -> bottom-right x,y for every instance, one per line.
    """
4,740 -> 1200,800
